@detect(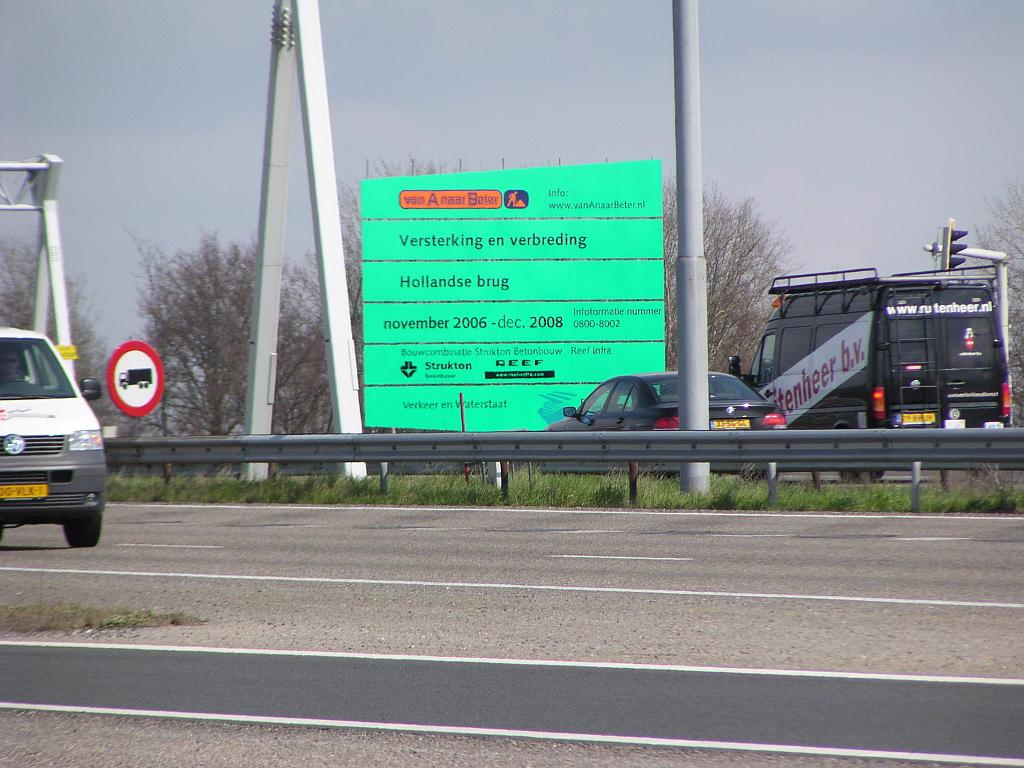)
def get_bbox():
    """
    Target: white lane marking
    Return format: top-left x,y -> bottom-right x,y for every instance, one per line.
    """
261,527 -> 623,534
3,640 -> 1023,685
552,555 -> 695,562
108,501 -> 1024,522
119,544 -> 224,549
2,566 -> 1021,610
559,529 -> 625,534
897,537 -> 973,542
0,702 -> 1021,766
